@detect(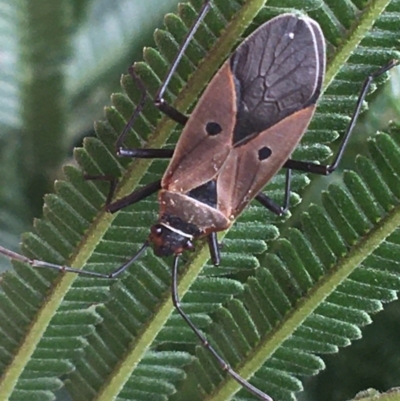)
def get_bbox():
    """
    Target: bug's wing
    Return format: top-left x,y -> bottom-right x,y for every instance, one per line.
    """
163,13 -> 325,217
217,104 -> 316,218
162,62 -> 236,193
218,14 -> 326,217
230,13 -> 325,146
